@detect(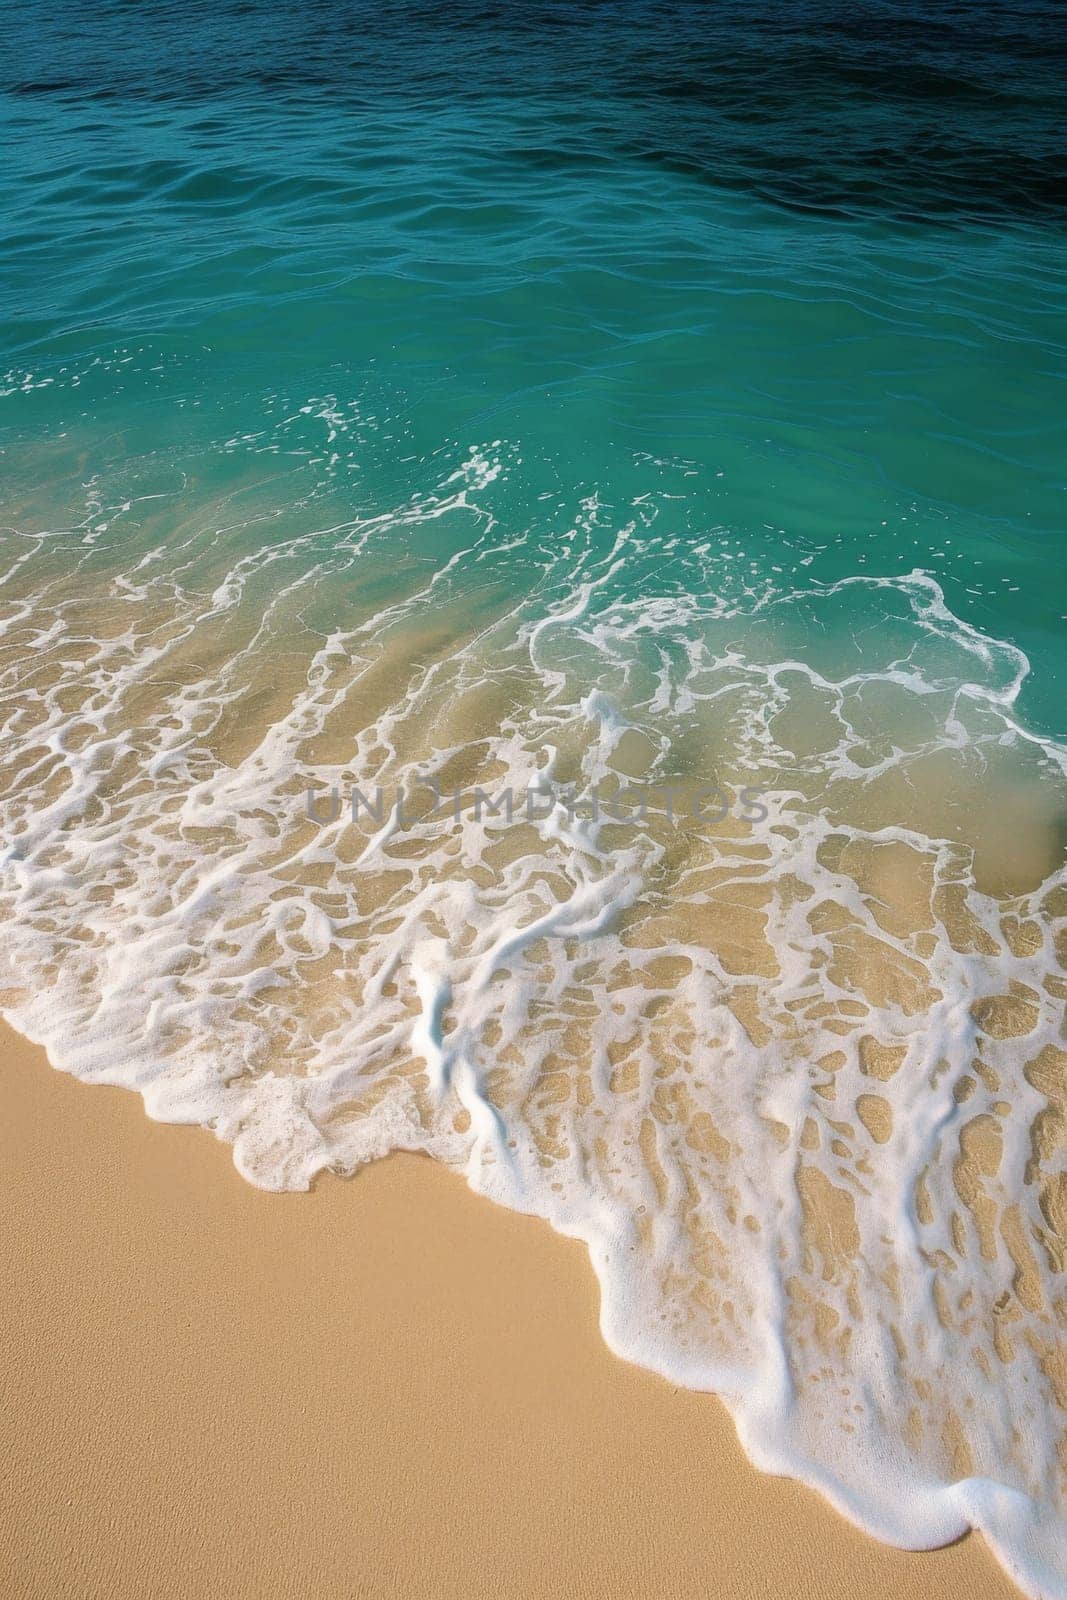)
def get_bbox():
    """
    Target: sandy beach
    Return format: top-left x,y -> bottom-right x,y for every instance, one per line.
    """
0,1021 -> 1020,1600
